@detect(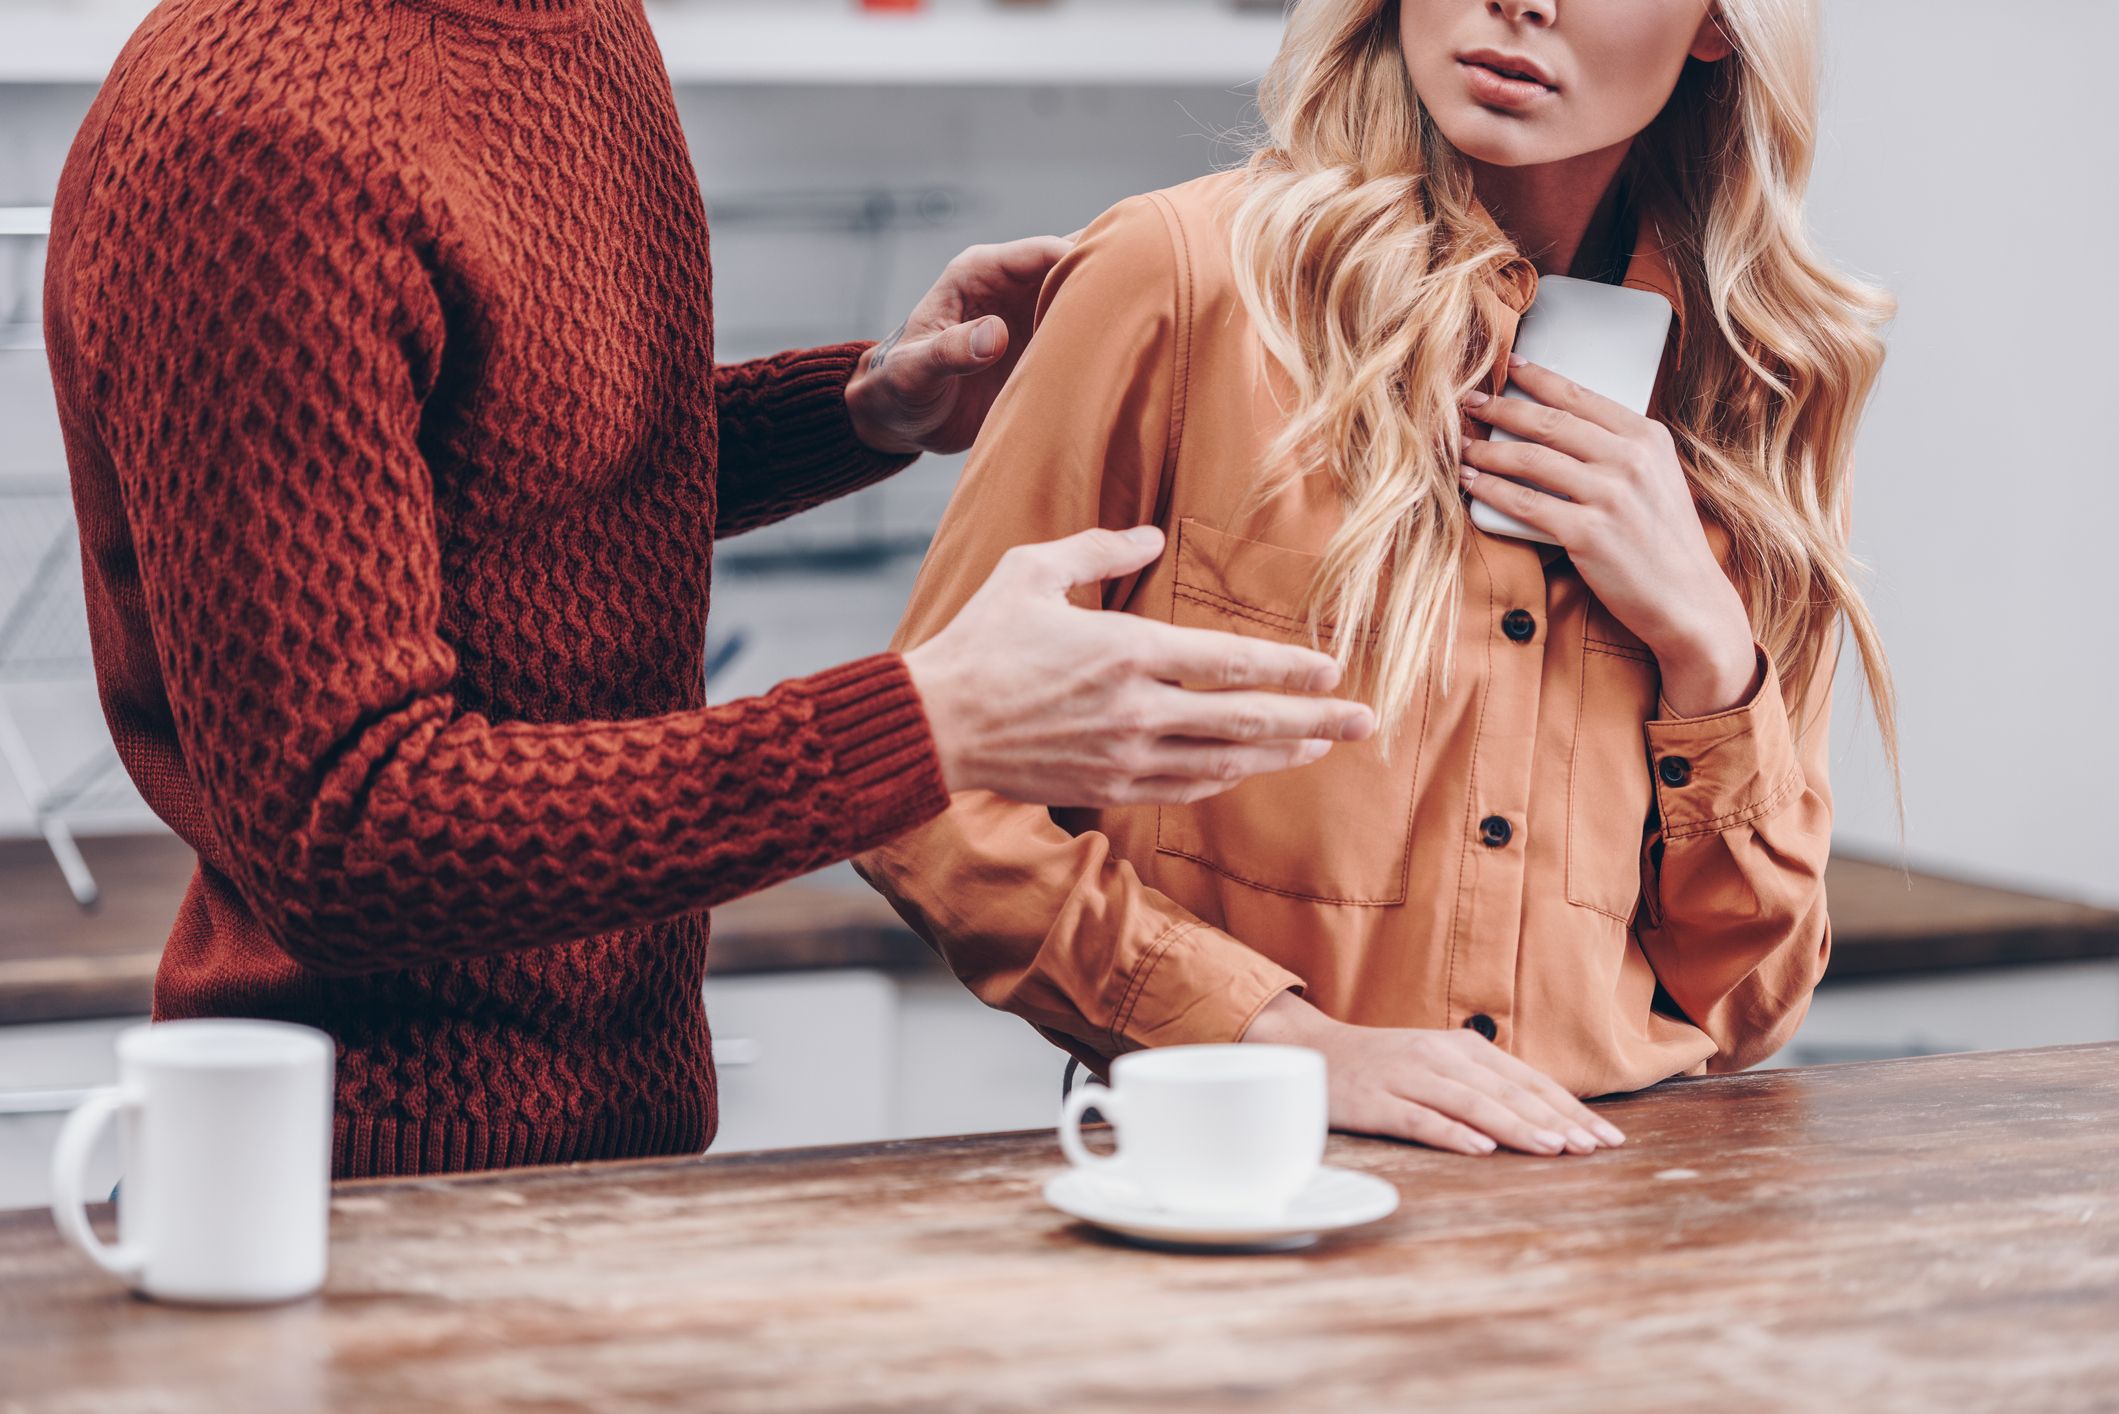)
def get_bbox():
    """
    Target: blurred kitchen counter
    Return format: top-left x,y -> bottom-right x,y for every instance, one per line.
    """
0,833 -> 931,1027
5,833 -> 2119,1028
1,1042 -> 2113,1411
4,833 -> 2119,1028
